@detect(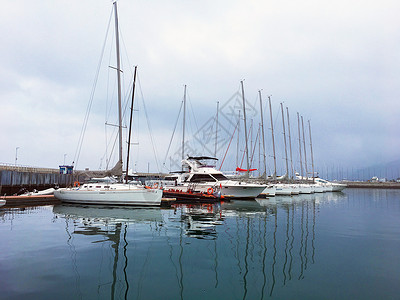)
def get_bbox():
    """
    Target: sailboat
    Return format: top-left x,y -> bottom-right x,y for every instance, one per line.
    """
54,1 -> 162,206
